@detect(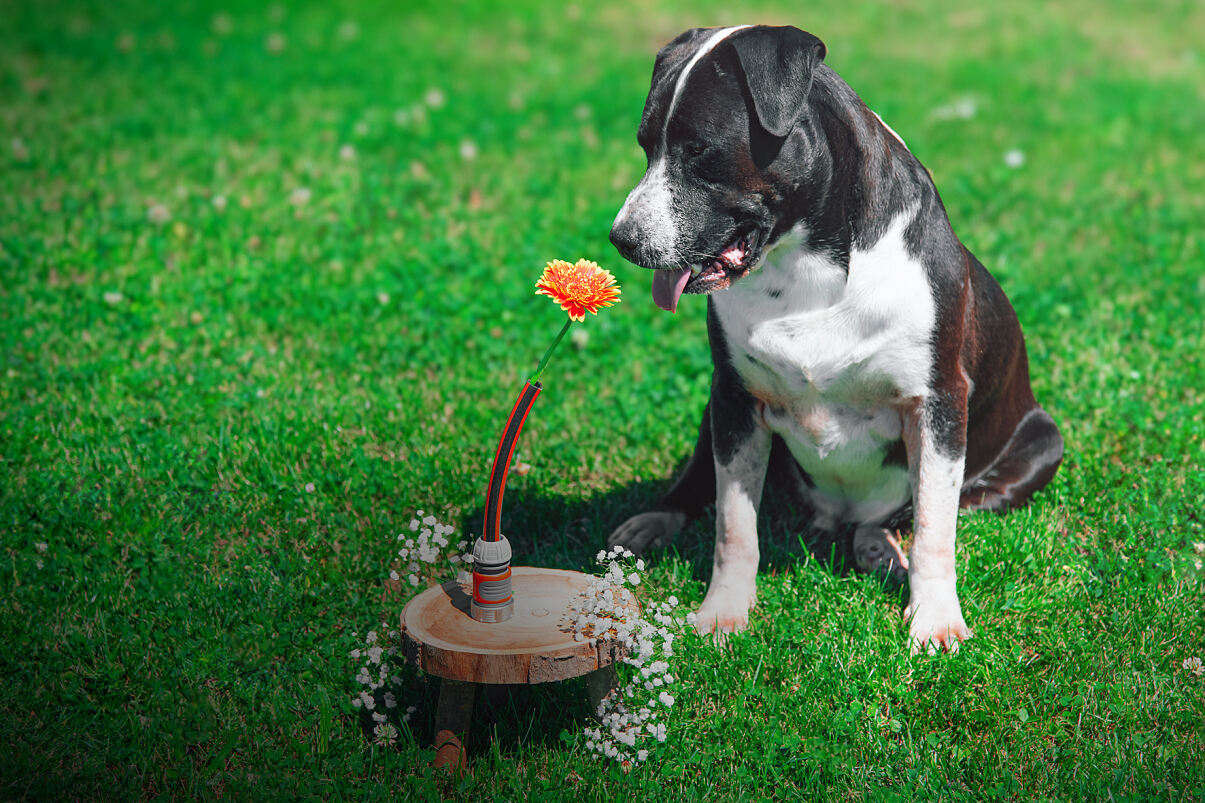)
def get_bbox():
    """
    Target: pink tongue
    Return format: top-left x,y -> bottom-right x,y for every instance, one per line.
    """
652,267 -> 692,313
